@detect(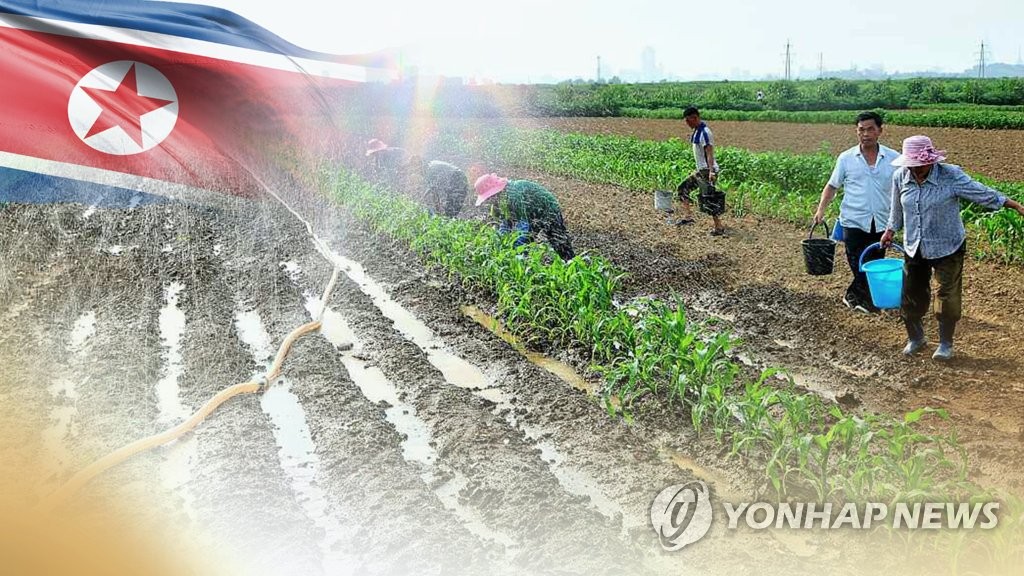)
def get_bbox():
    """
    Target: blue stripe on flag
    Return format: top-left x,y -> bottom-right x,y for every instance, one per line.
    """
0,167 -> 170,207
